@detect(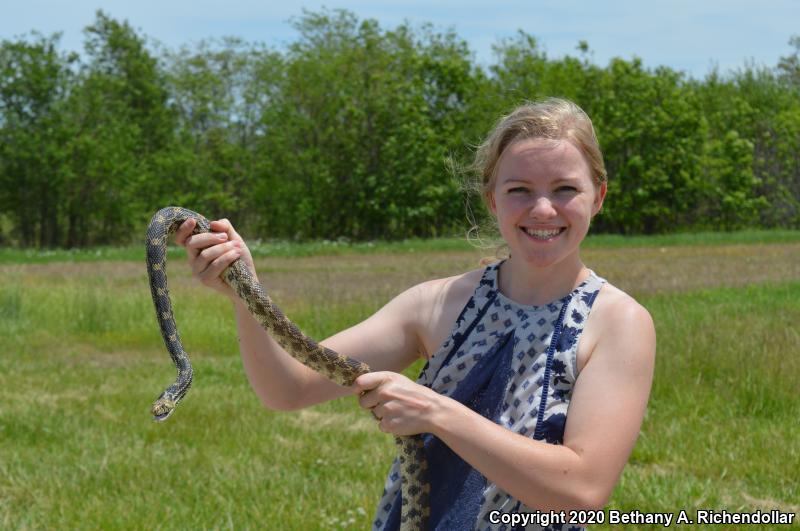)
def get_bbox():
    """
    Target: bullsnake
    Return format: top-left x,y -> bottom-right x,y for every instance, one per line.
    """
146,206 -> 429,529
